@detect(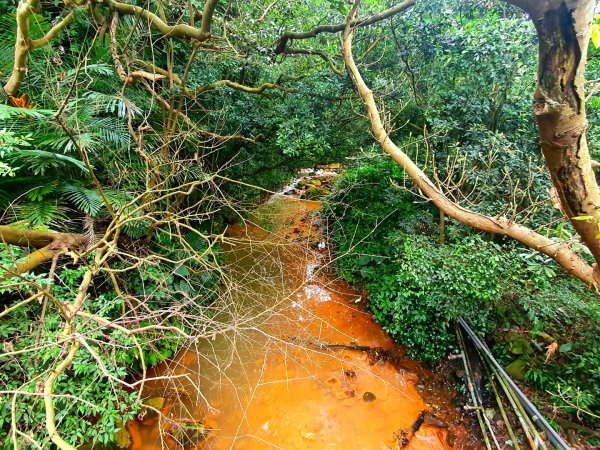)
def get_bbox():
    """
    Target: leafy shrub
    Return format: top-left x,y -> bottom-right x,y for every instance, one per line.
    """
326,159 -> 598,364
0,252 -> 139,448
0,236 -> 222,448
